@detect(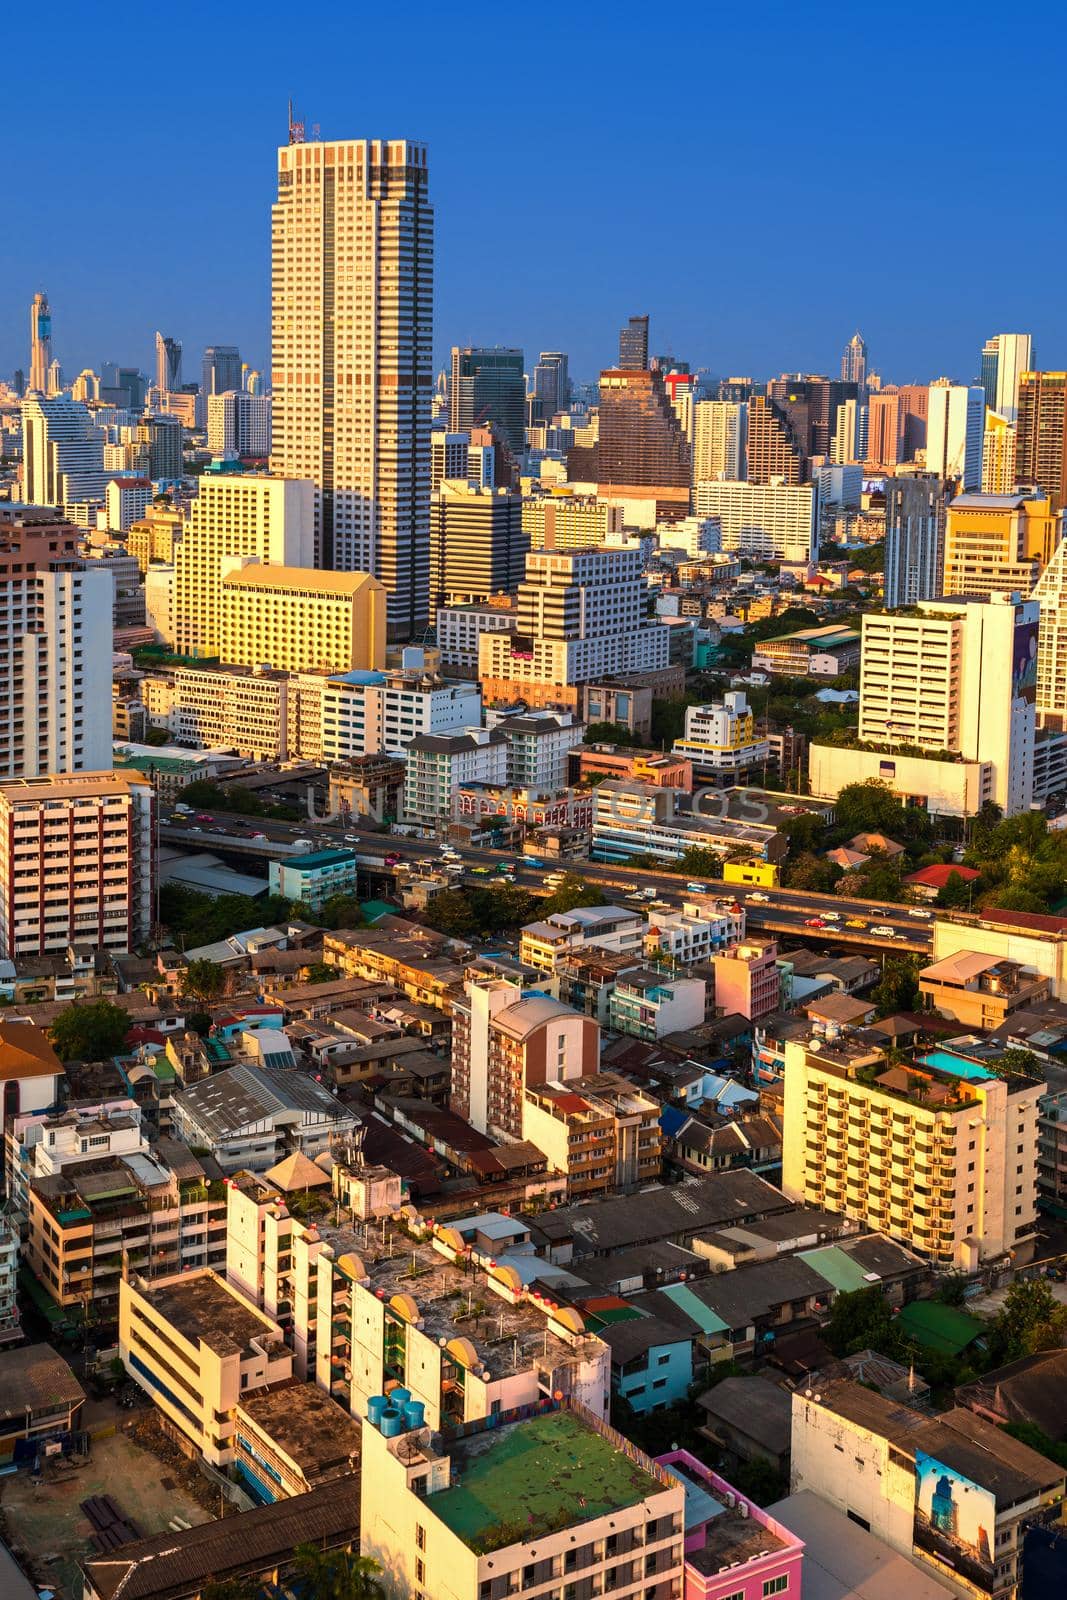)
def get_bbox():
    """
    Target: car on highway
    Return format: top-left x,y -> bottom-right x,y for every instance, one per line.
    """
251,831 -> 266,839
686,882 -> 707,893
522,855 -> 544,866
384,854 -> 401,867
747,891 -> 770,902
344,834 -> 359,842
804,917 -> 825,928
472,865 -> 491,874
823,911 -> 841,921
869,925 -> 896,937
195,814 -> 214,823
907,907 -> 932,918
846,918 -> 865,928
